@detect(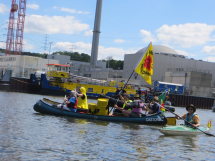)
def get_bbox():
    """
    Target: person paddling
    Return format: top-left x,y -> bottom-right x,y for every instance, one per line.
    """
145,96 -> 161,114
114,93 -> 132,113
175,104 -> 200,127
57,91 -> 78,112
114,94 -> 146,117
